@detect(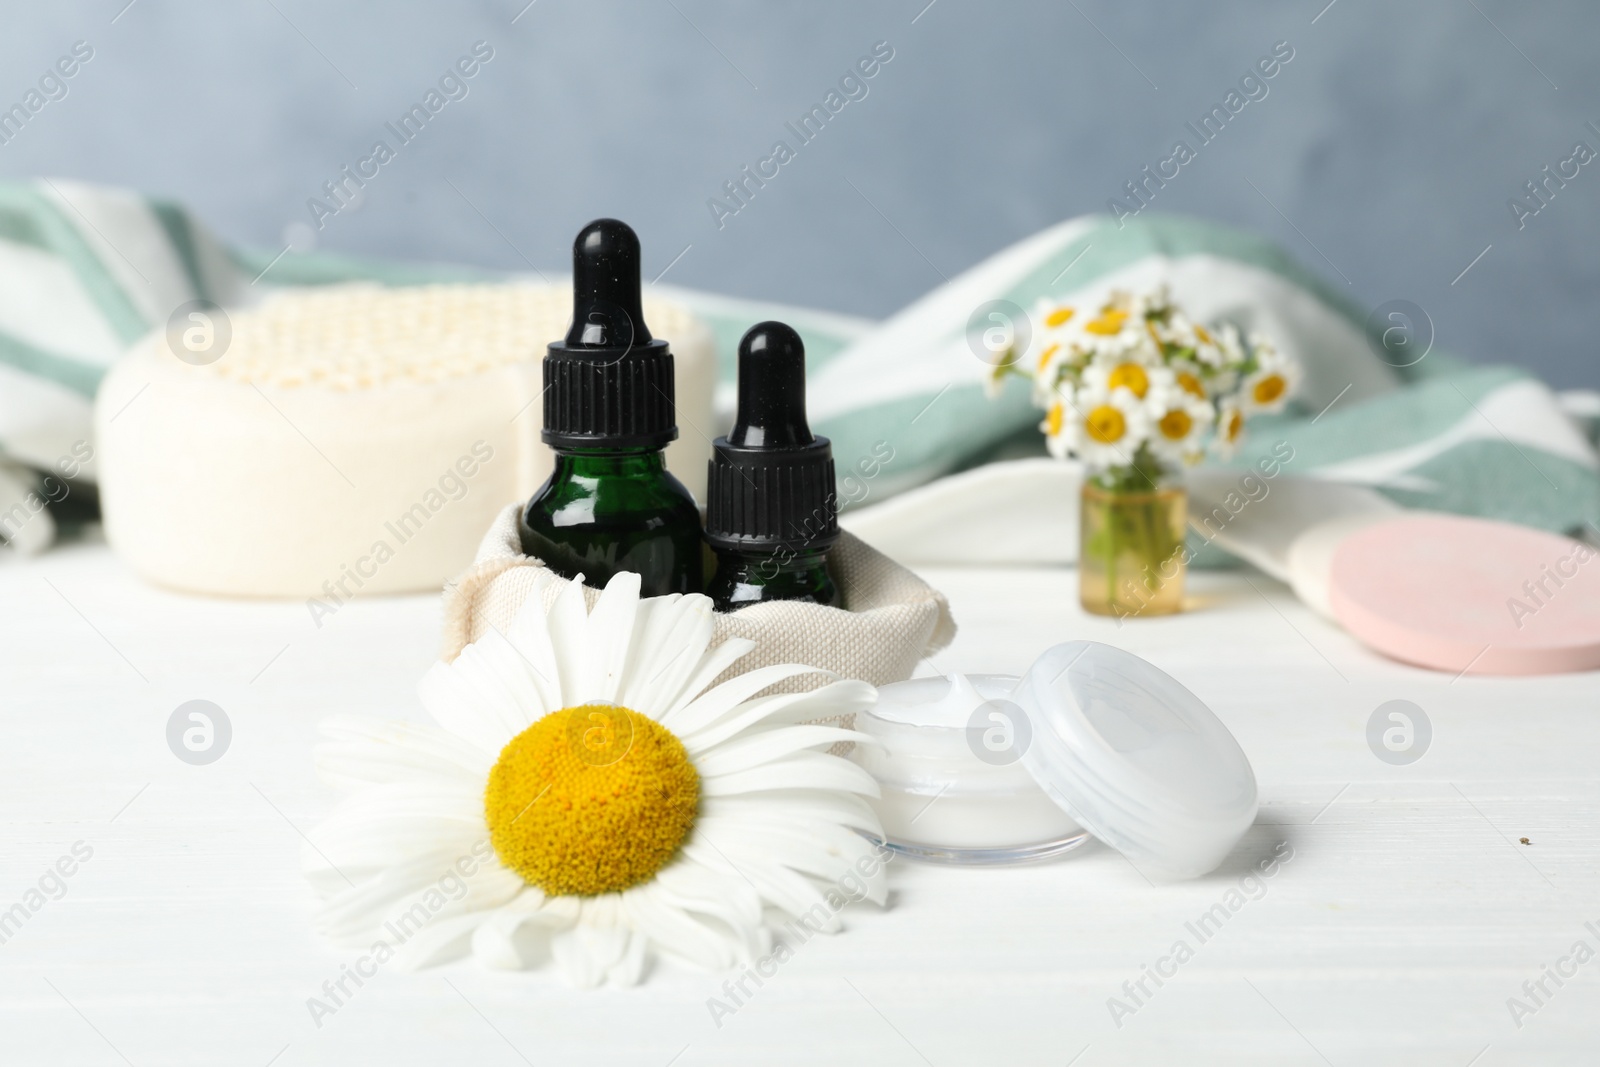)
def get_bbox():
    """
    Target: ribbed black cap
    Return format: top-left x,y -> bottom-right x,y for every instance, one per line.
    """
705,322 -> 838,553
543,219 -> 677,450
